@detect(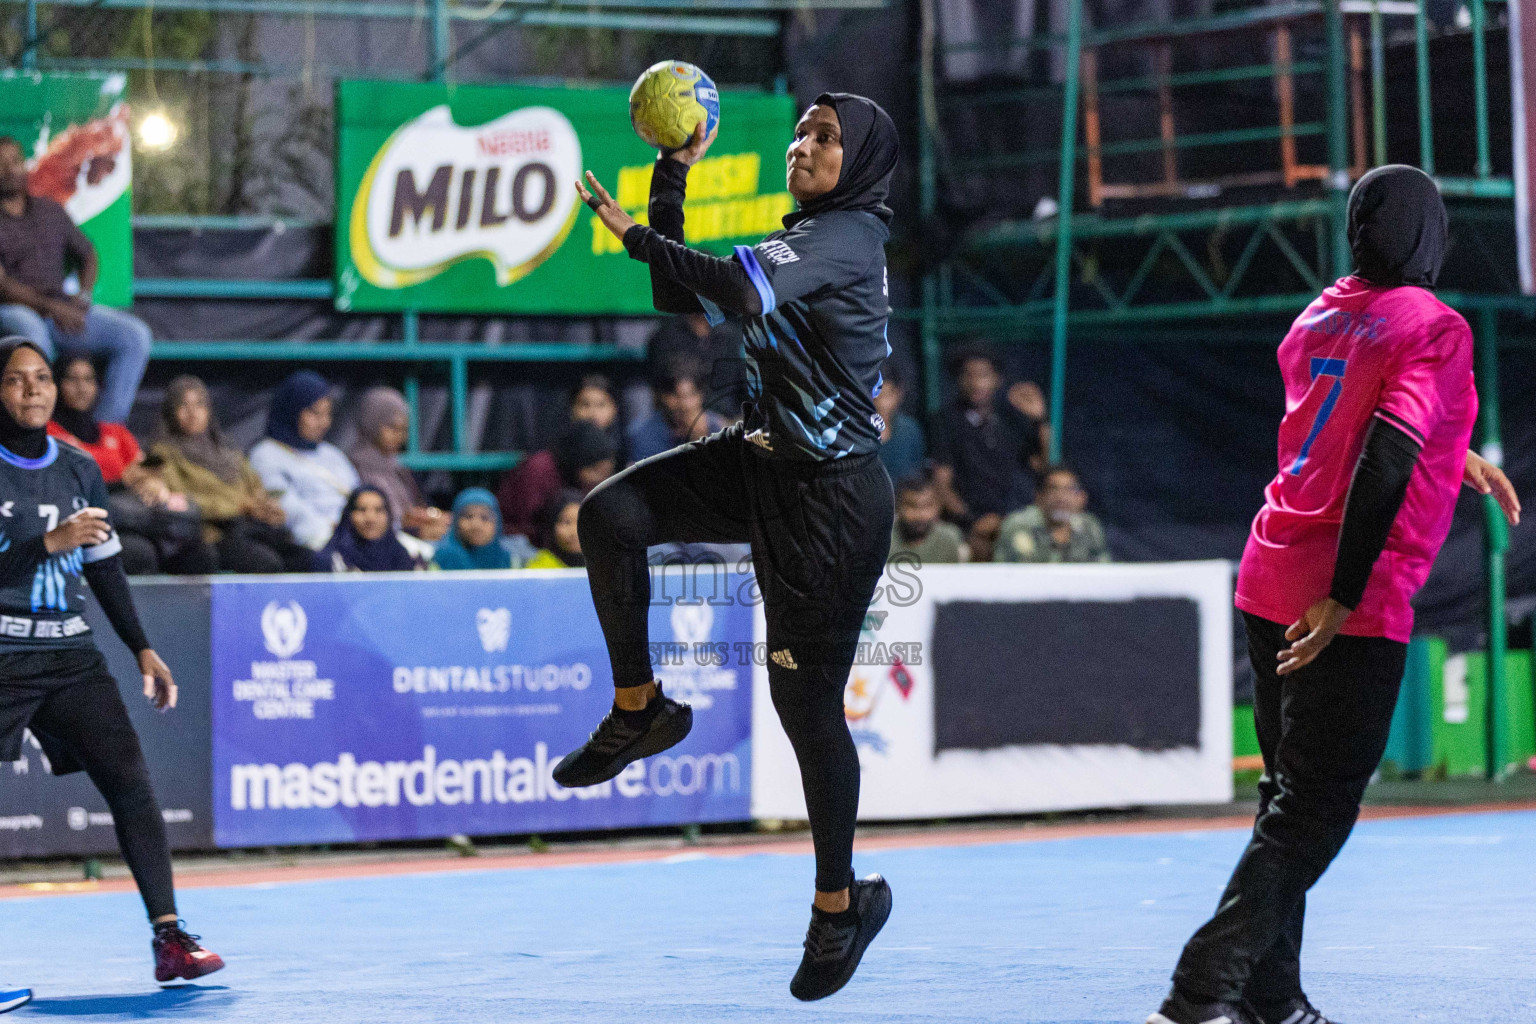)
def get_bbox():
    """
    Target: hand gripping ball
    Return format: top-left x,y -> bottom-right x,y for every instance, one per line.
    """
629,61 -> 721,152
